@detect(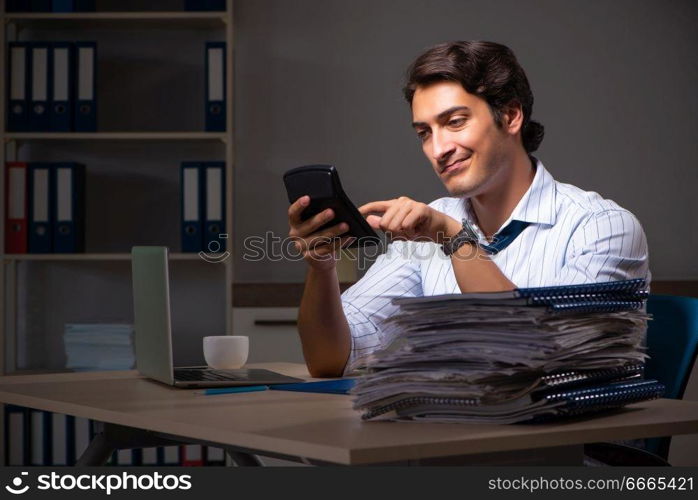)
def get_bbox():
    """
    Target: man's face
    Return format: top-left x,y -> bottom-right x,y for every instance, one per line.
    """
411,81 -> 514,197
